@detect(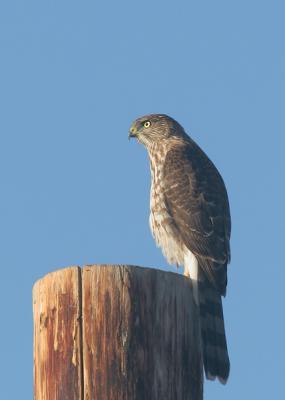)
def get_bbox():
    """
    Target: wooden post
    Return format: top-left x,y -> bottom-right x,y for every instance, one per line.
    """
33,265 -> 203,400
